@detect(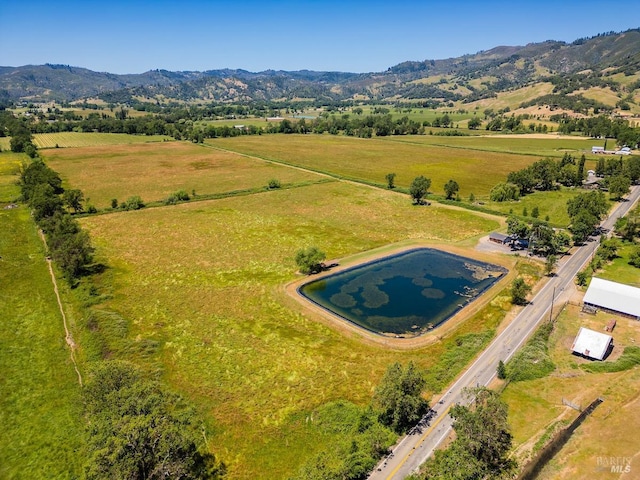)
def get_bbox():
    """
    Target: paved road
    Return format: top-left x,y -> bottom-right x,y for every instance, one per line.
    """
369,185 -> 640,480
